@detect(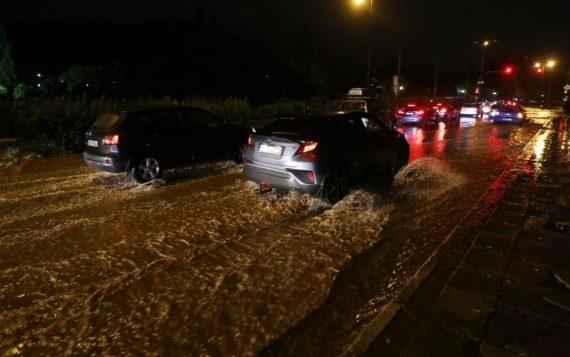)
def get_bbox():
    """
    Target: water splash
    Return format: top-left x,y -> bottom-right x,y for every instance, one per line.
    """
393,158 -> 466,200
